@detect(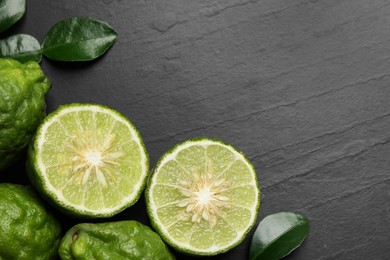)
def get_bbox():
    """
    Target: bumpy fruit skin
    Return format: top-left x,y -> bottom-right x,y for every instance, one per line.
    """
0,58 -> 50,171
0,183 -> 62,259
59,221 -> 175,260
